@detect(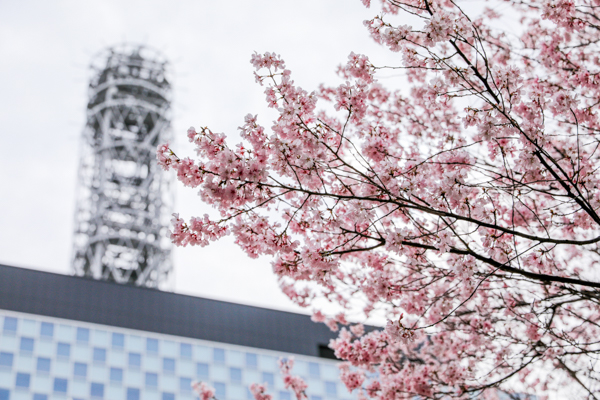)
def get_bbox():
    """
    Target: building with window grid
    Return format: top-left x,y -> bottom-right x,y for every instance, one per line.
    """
0,265 -> 350,400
